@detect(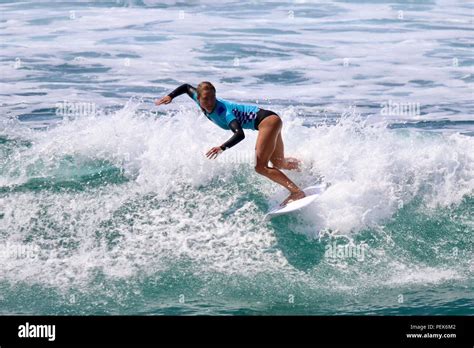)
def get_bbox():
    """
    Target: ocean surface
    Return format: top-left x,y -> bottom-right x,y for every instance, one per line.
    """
0,0 -> 472,315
